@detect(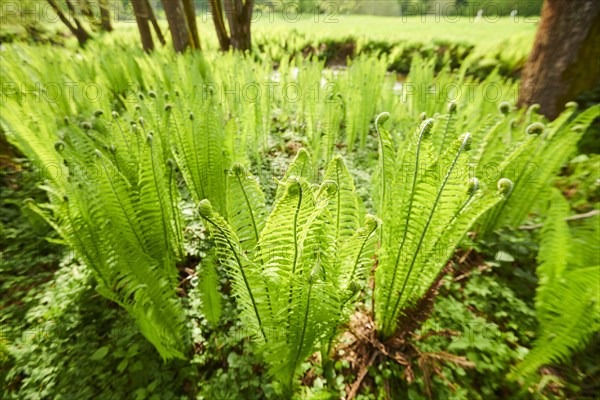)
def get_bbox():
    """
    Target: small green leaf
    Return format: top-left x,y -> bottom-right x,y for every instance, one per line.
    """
90,346 -> 109,360
495,251 -> 515,262
117,359 -> 128,373
127,343 -> 140,357
134,388 -> 147,400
